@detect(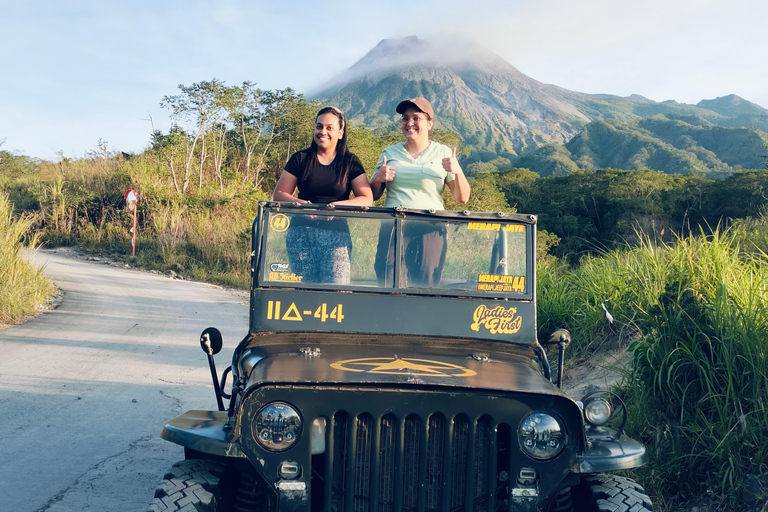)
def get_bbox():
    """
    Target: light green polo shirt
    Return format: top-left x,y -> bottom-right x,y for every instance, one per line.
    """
373,142 -> 455,209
